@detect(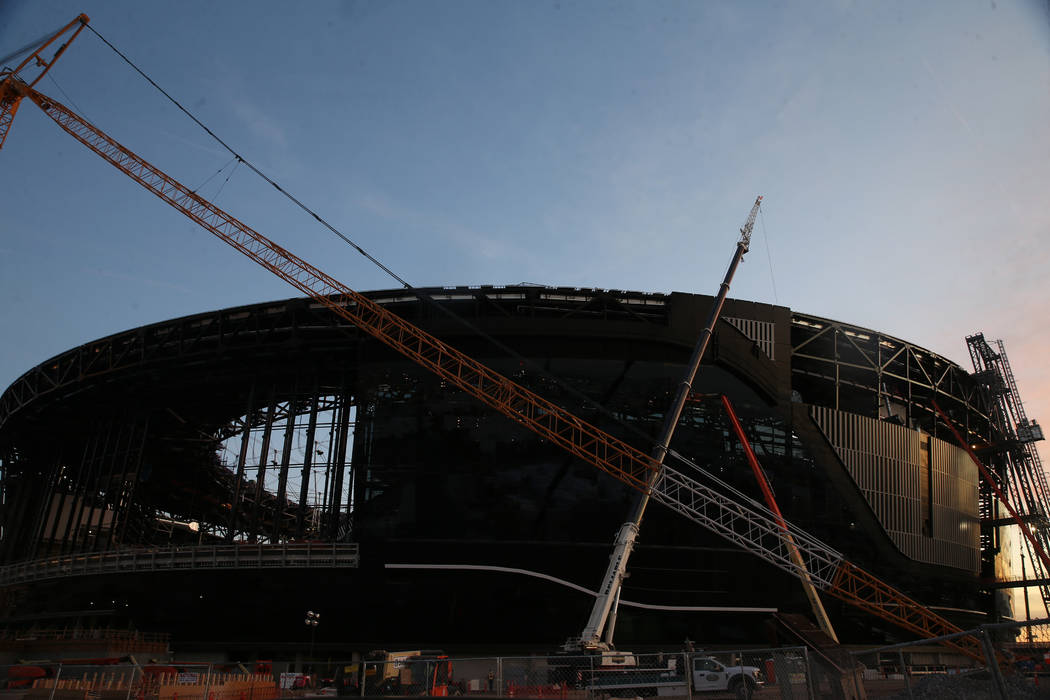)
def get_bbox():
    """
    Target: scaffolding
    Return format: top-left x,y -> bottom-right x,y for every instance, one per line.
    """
966,333 -> 1050,616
